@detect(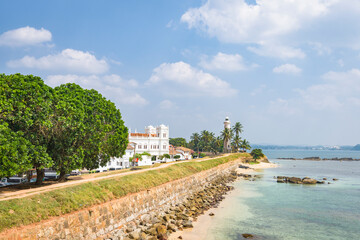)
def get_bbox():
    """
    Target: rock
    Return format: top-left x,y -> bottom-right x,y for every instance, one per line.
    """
333,178 -> 339,181
323,177 -> 327,180
183,221 -> 193,229
316,181 -> 325,184
302,178 -> 317,184
128,231 -> 140,239
242,233 -> 254,238
178,236 -> 183,239
277,179 -> 285,183
288,177 -> 302,184
156,225 -> 167,235
209,212 -> 215,216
